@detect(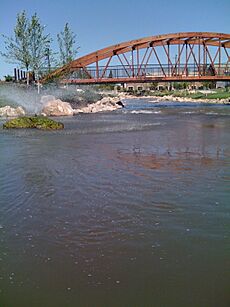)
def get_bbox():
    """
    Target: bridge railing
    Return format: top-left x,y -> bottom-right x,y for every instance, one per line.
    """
69,63 -> 229,81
